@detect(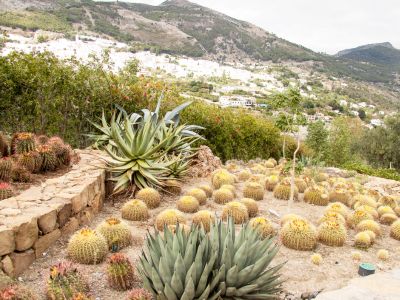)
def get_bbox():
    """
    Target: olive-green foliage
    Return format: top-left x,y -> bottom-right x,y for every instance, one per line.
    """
342,162 -> 400,181
306,120 -> 329,161
138,218 -> 283,299
181,101 -> 281,162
